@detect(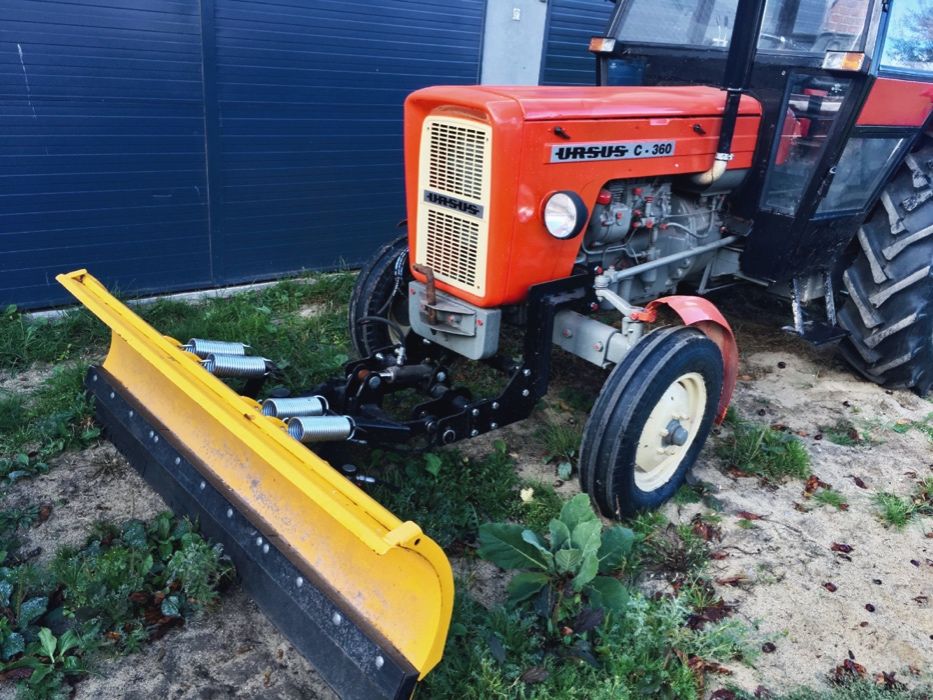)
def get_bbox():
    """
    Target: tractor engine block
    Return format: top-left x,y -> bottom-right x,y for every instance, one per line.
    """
580,179 -> 729,304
